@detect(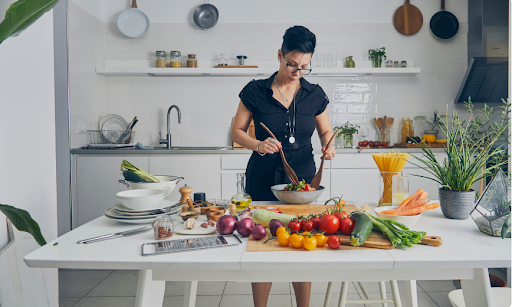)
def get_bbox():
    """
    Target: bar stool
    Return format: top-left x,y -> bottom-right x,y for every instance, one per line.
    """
324,281 -> 402,307
448,288 -> 511,307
